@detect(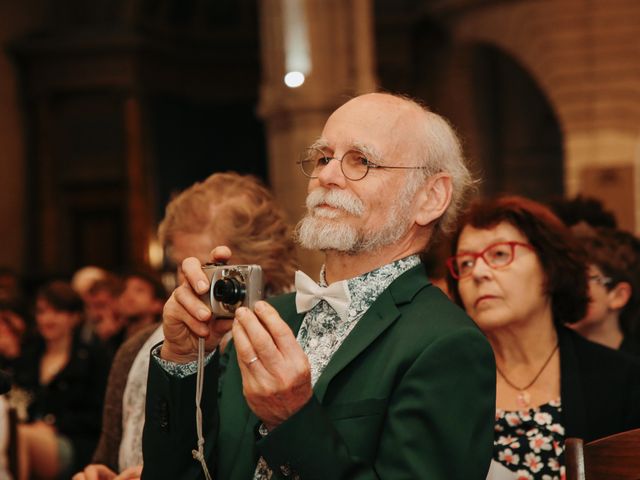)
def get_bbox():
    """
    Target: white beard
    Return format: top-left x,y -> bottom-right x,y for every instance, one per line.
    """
295,186 -> 415,254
